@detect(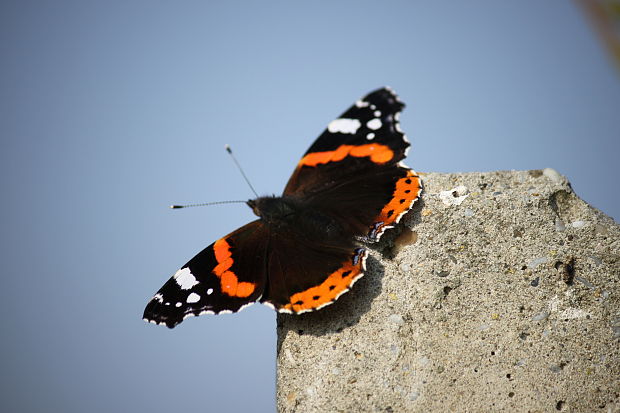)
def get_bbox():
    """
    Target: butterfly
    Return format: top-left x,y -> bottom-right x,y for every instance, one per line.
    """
143,87 -> 422,328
